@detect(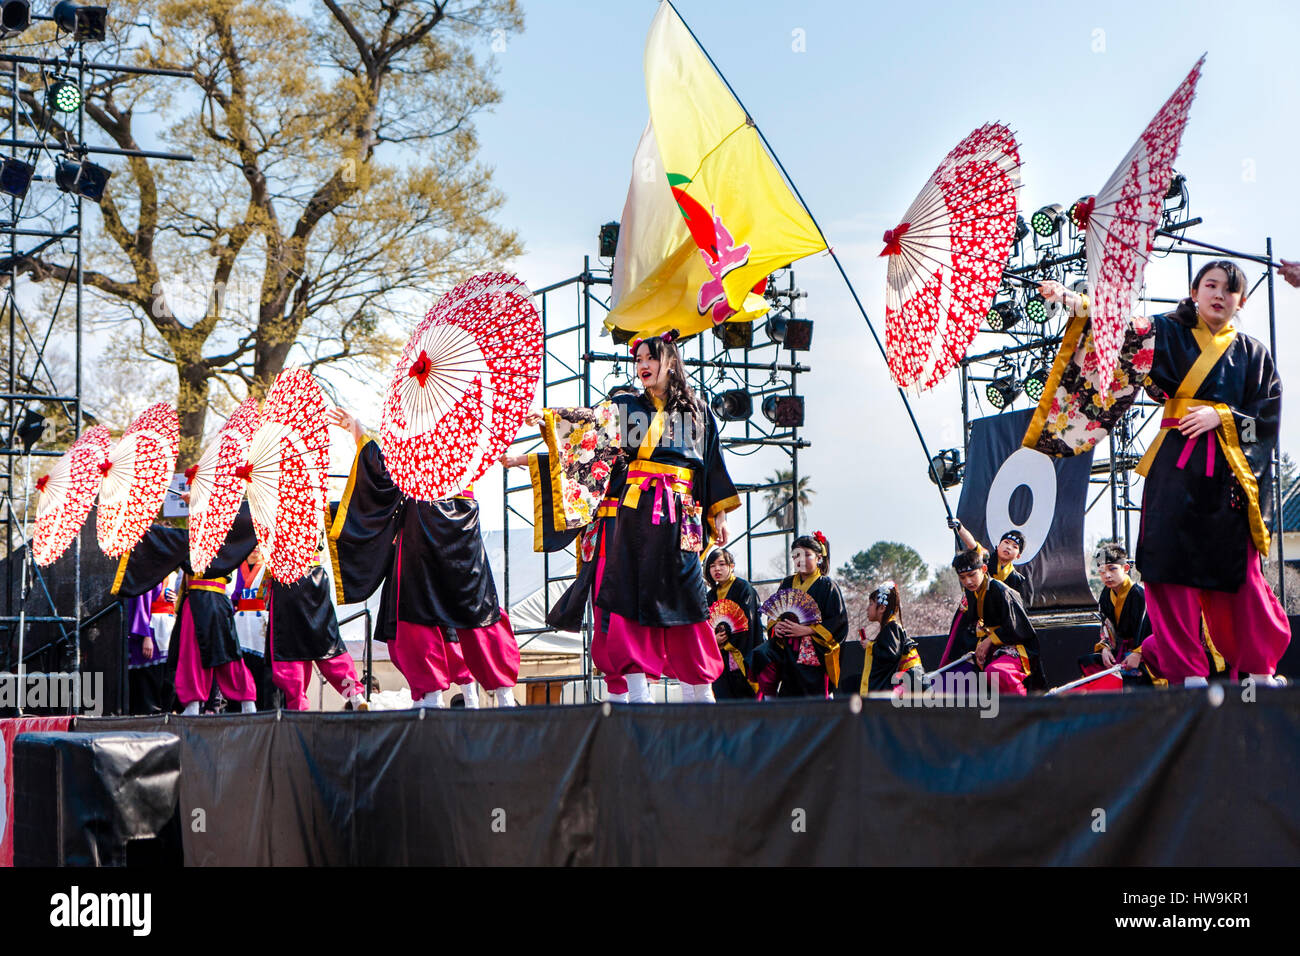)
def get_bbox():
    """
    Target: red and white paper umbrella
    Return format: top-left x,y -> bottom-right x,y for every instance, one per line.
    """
1076,56 -> 1204,382
244,368 -> 329,584
32,425 -> 112,566
380,272 -> 544,501
881,123 -> 1022,390
96,403 -> 180,557
188,397 -> 261,576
